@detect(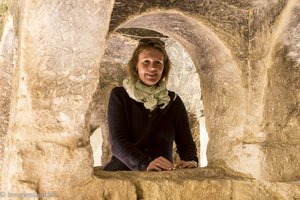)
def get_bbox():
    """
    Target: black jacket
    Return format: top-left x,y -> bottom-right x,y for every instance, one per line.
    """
103,87 -> 198,171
